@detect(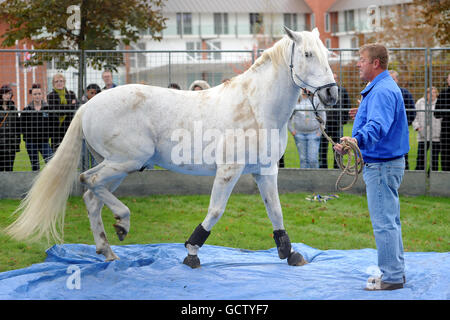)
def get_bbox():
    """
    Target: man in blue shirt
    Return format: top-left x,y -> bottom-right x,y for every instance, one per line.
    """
334,43 -> 409,291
